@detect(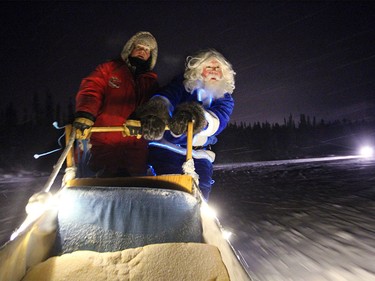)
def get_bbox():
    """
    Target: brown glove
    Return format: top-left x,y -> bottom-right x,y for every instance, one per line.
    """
136,96 -> 170,140
169,102 -> 206,135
